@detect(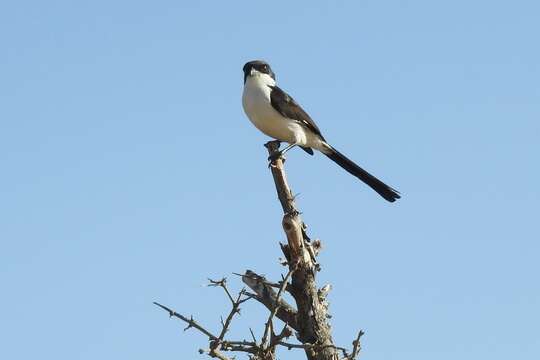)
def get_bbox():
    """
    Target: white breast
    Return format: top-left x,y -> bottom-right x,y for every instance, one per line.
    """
242,74 -> 297,143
